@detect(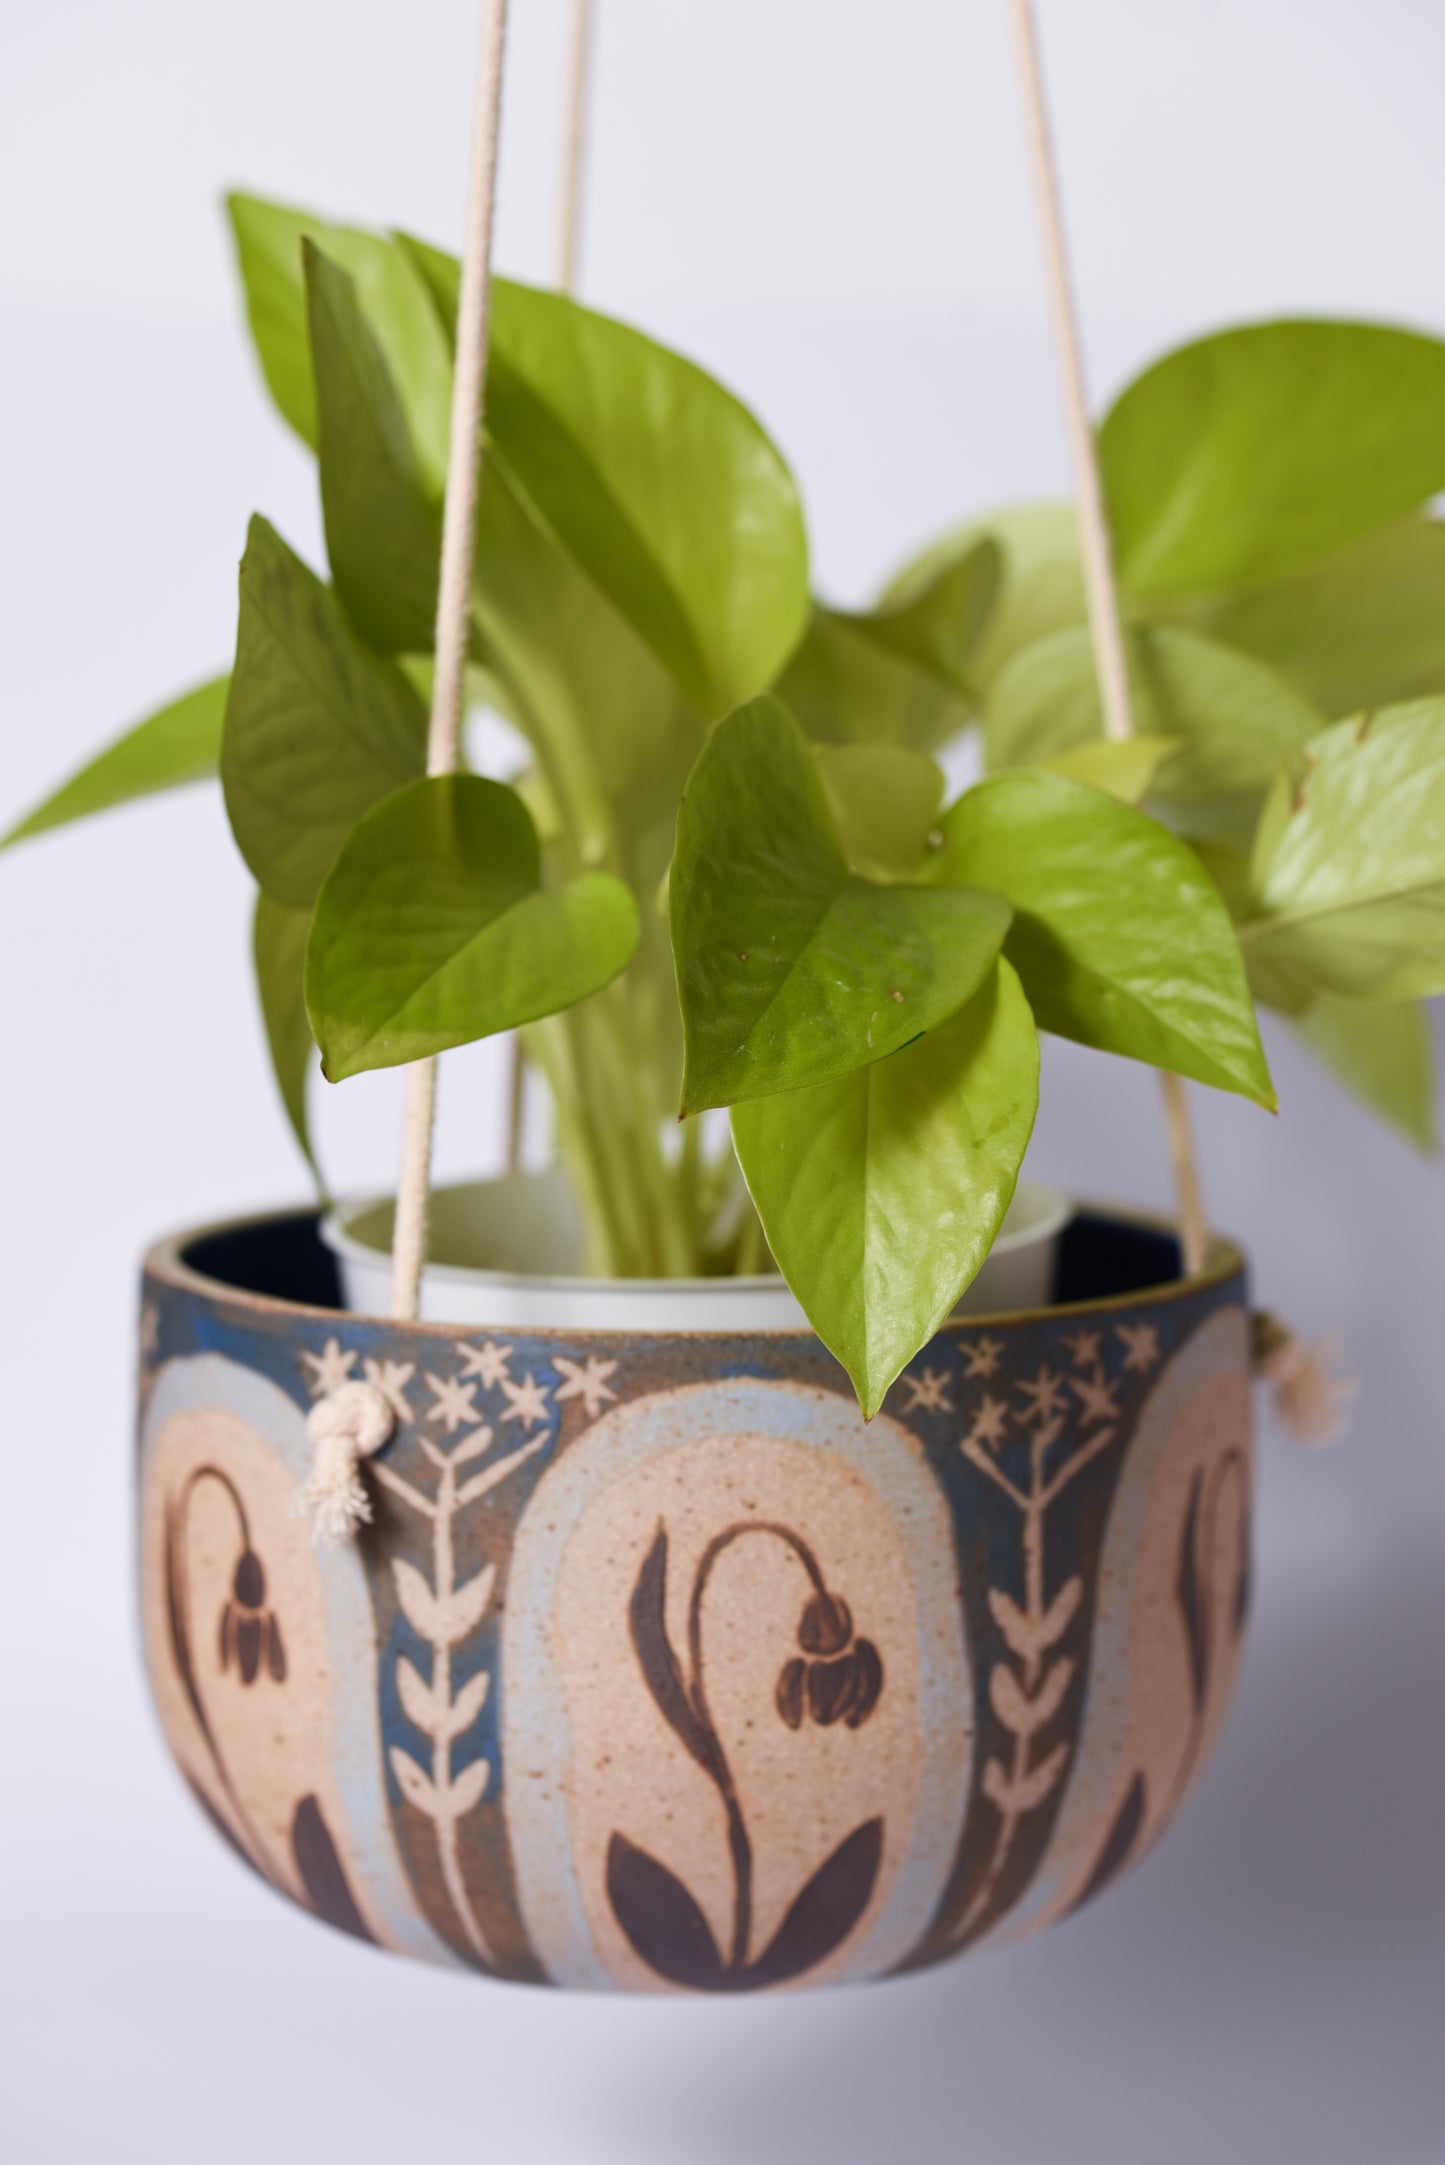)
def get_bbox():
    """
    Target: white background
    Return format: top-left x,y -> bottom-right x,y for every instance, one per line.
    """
2,3 -> 1443,2160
